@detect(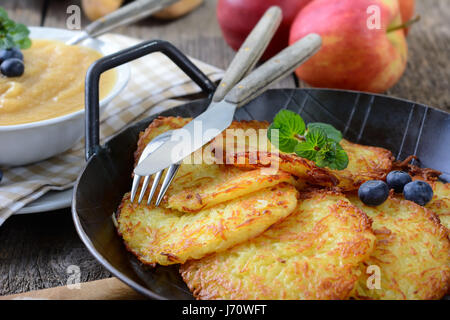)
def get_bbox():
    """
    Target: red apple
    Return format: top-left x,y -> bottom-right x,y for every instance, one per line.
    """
398,0 -> 415,35
289,0 -> 408,93
217,0 -> 312,61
